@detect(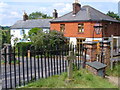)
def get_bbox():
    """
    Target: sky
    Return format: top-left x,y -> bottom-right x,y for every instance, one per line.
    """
0,0 -> 120,26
